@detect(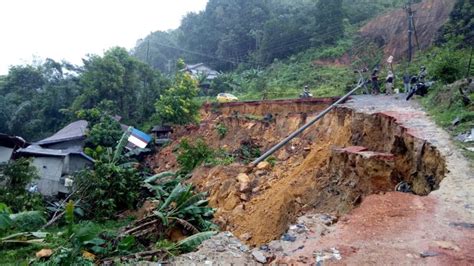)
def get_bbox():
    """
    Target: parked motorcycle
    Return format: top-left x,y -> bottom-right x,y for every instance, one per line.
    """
406,77 -> 434,100
299,91 -> 313,98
